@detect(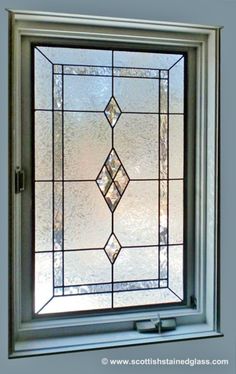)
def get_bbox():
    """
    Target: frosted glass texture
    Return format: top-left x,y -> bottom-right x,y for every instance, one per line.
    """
34,46 -> 185,314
